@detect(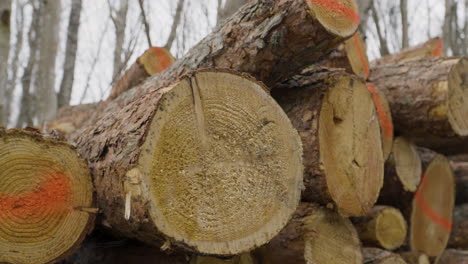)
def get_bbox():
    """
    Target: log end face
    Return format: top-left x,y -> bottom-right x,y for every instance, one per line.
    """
375,208 -> 407,250
319,75 -> 384,216
138,70 -> 303,255
410,155 -> 455,257
305,0 -> 360,38
139,47 -> 175,75
393,137 -> 422,192
345,33 -> 370,79
447,58 -> 468,136
0,130 -> 94,264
